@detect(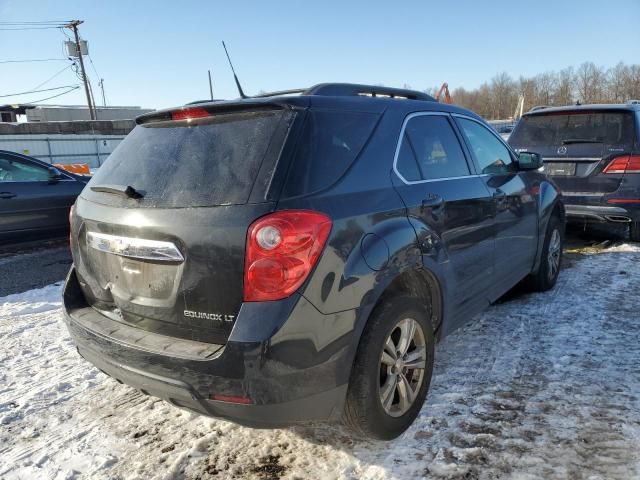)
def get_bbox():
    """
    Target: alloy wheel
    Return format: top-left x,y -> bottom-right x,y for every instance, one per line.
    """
378,317 -> 427,417
547,228 -> 561,281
